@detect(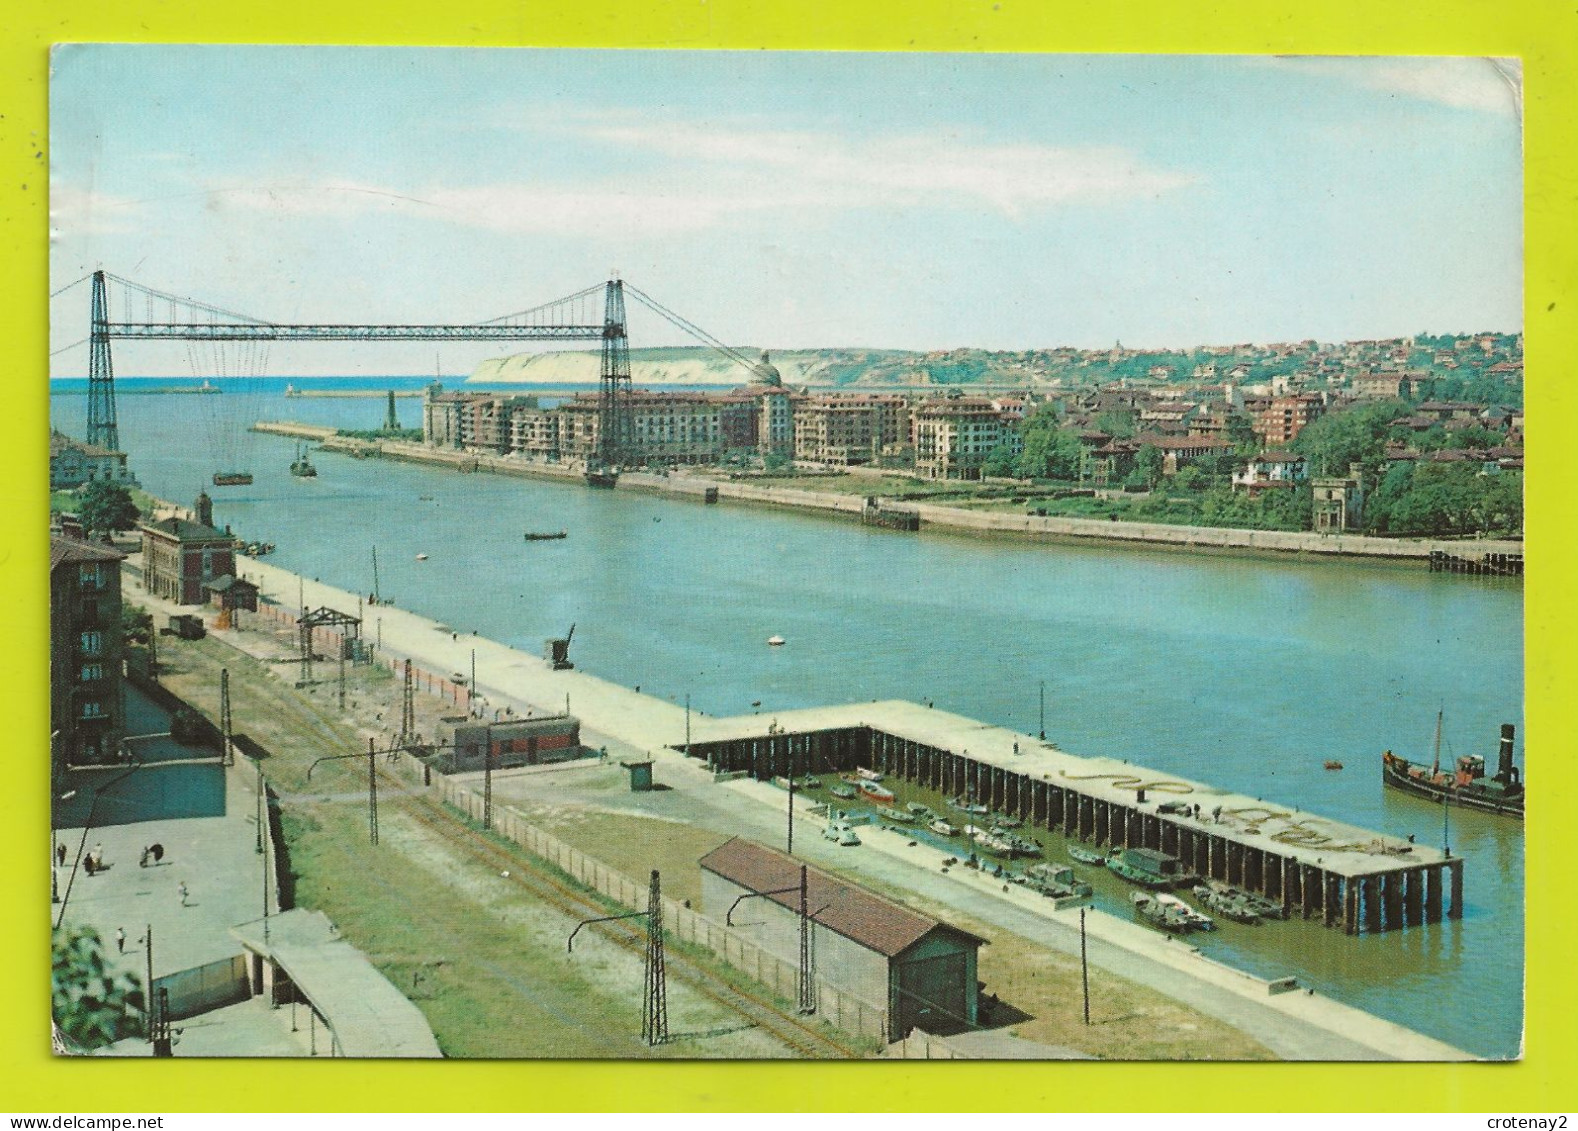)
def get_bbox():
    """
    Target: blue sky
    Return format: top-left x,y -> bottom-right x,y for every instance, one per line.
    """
49,48 -> 1523,375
